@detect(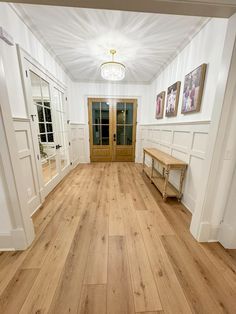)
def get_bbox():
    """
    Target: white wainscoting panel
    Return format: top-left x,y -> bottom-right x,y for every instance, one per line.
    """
70,123 -> 89,165
138,121 -> 210,213
13,118 -> 40,215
